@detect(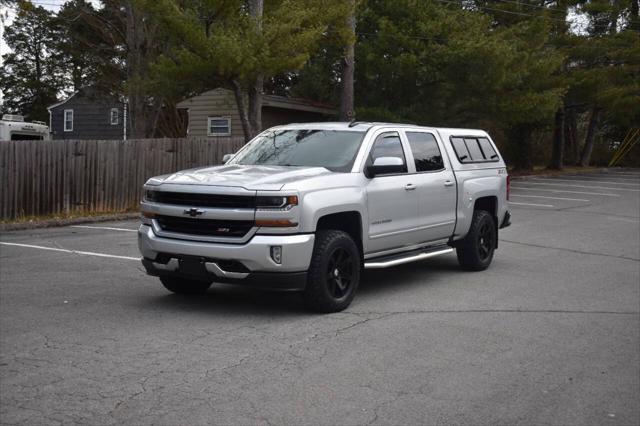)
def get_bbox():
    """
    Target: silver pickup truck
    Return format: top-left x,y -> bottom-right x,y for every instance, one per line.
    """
139,122 -> 511,312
